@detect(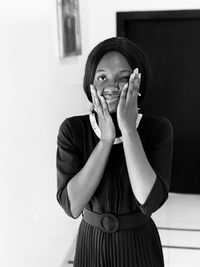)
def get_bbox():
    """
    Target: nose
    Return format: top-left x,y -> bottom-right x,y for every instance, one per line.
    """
103,82 -> 119,94
104,87 -> 118,94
